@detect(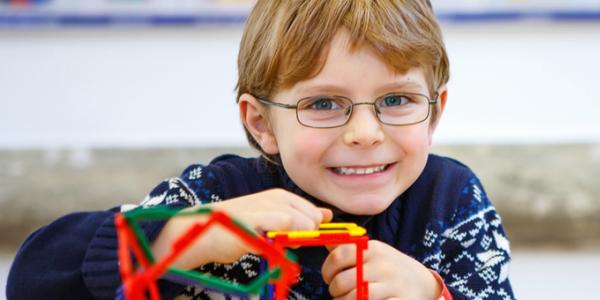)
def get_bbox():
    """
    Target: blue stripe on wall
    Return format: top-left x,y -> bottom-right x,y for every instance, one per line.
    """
0,10 -> 599,27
